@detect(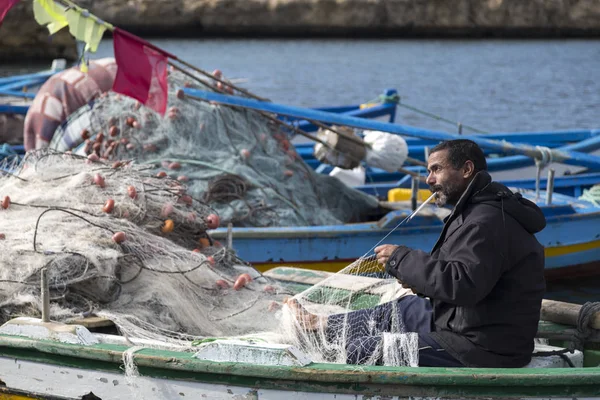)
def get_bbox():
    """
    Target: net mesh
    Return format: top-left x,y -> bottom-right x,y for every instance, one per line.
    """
281,194 -> 436,367
281,254 -> 420,367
